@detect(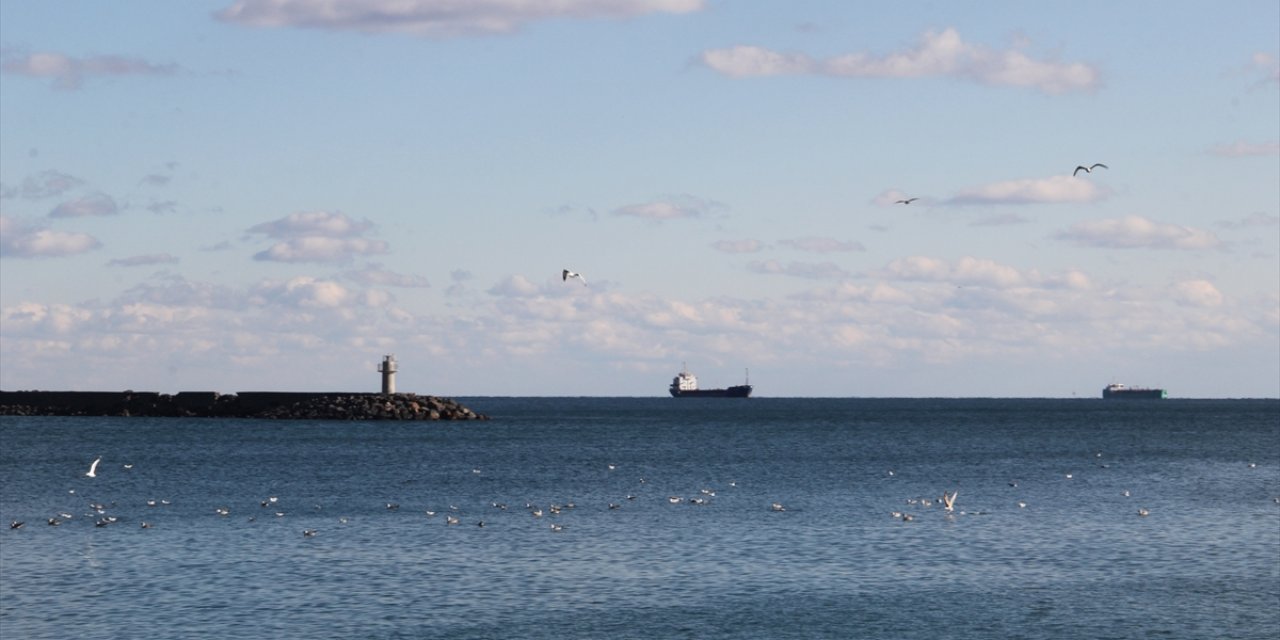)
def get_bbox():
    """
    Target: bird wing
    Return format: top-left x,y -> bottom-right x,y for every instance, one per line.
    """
562,269 -> 570,281
87,457 -> 100,477
1073,166 -> 1087,175
1091,163 -> 1108,170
